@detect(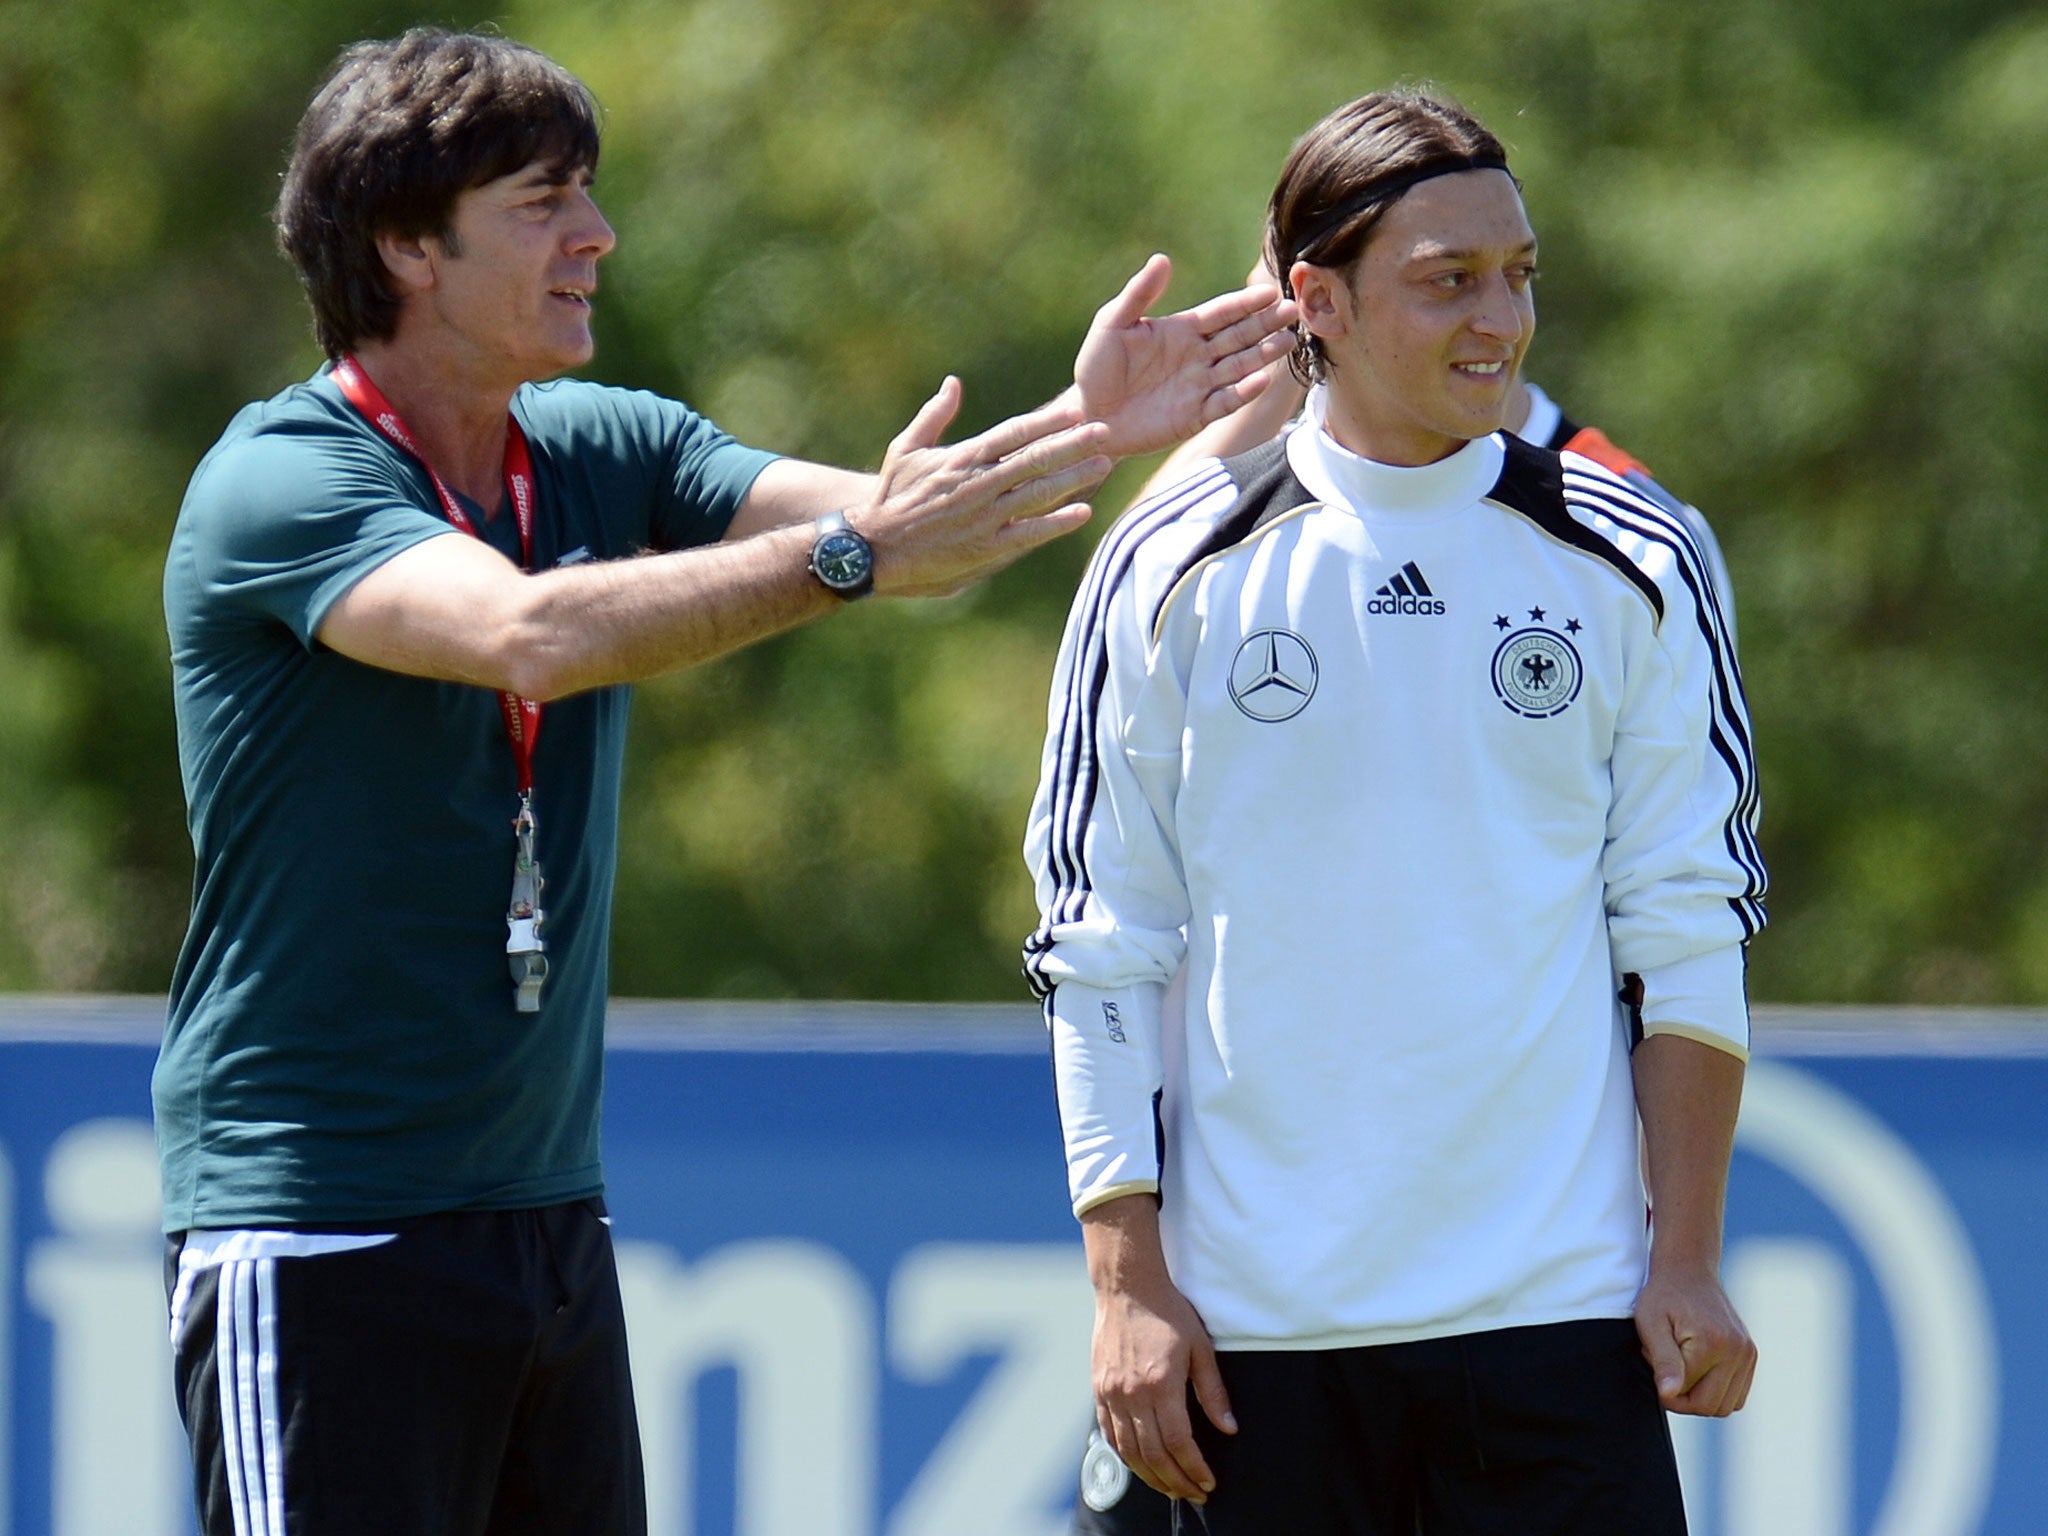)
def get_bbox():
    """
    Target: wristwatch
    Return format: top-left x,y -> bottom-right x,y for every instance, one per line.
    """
808,510 -> 874,600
